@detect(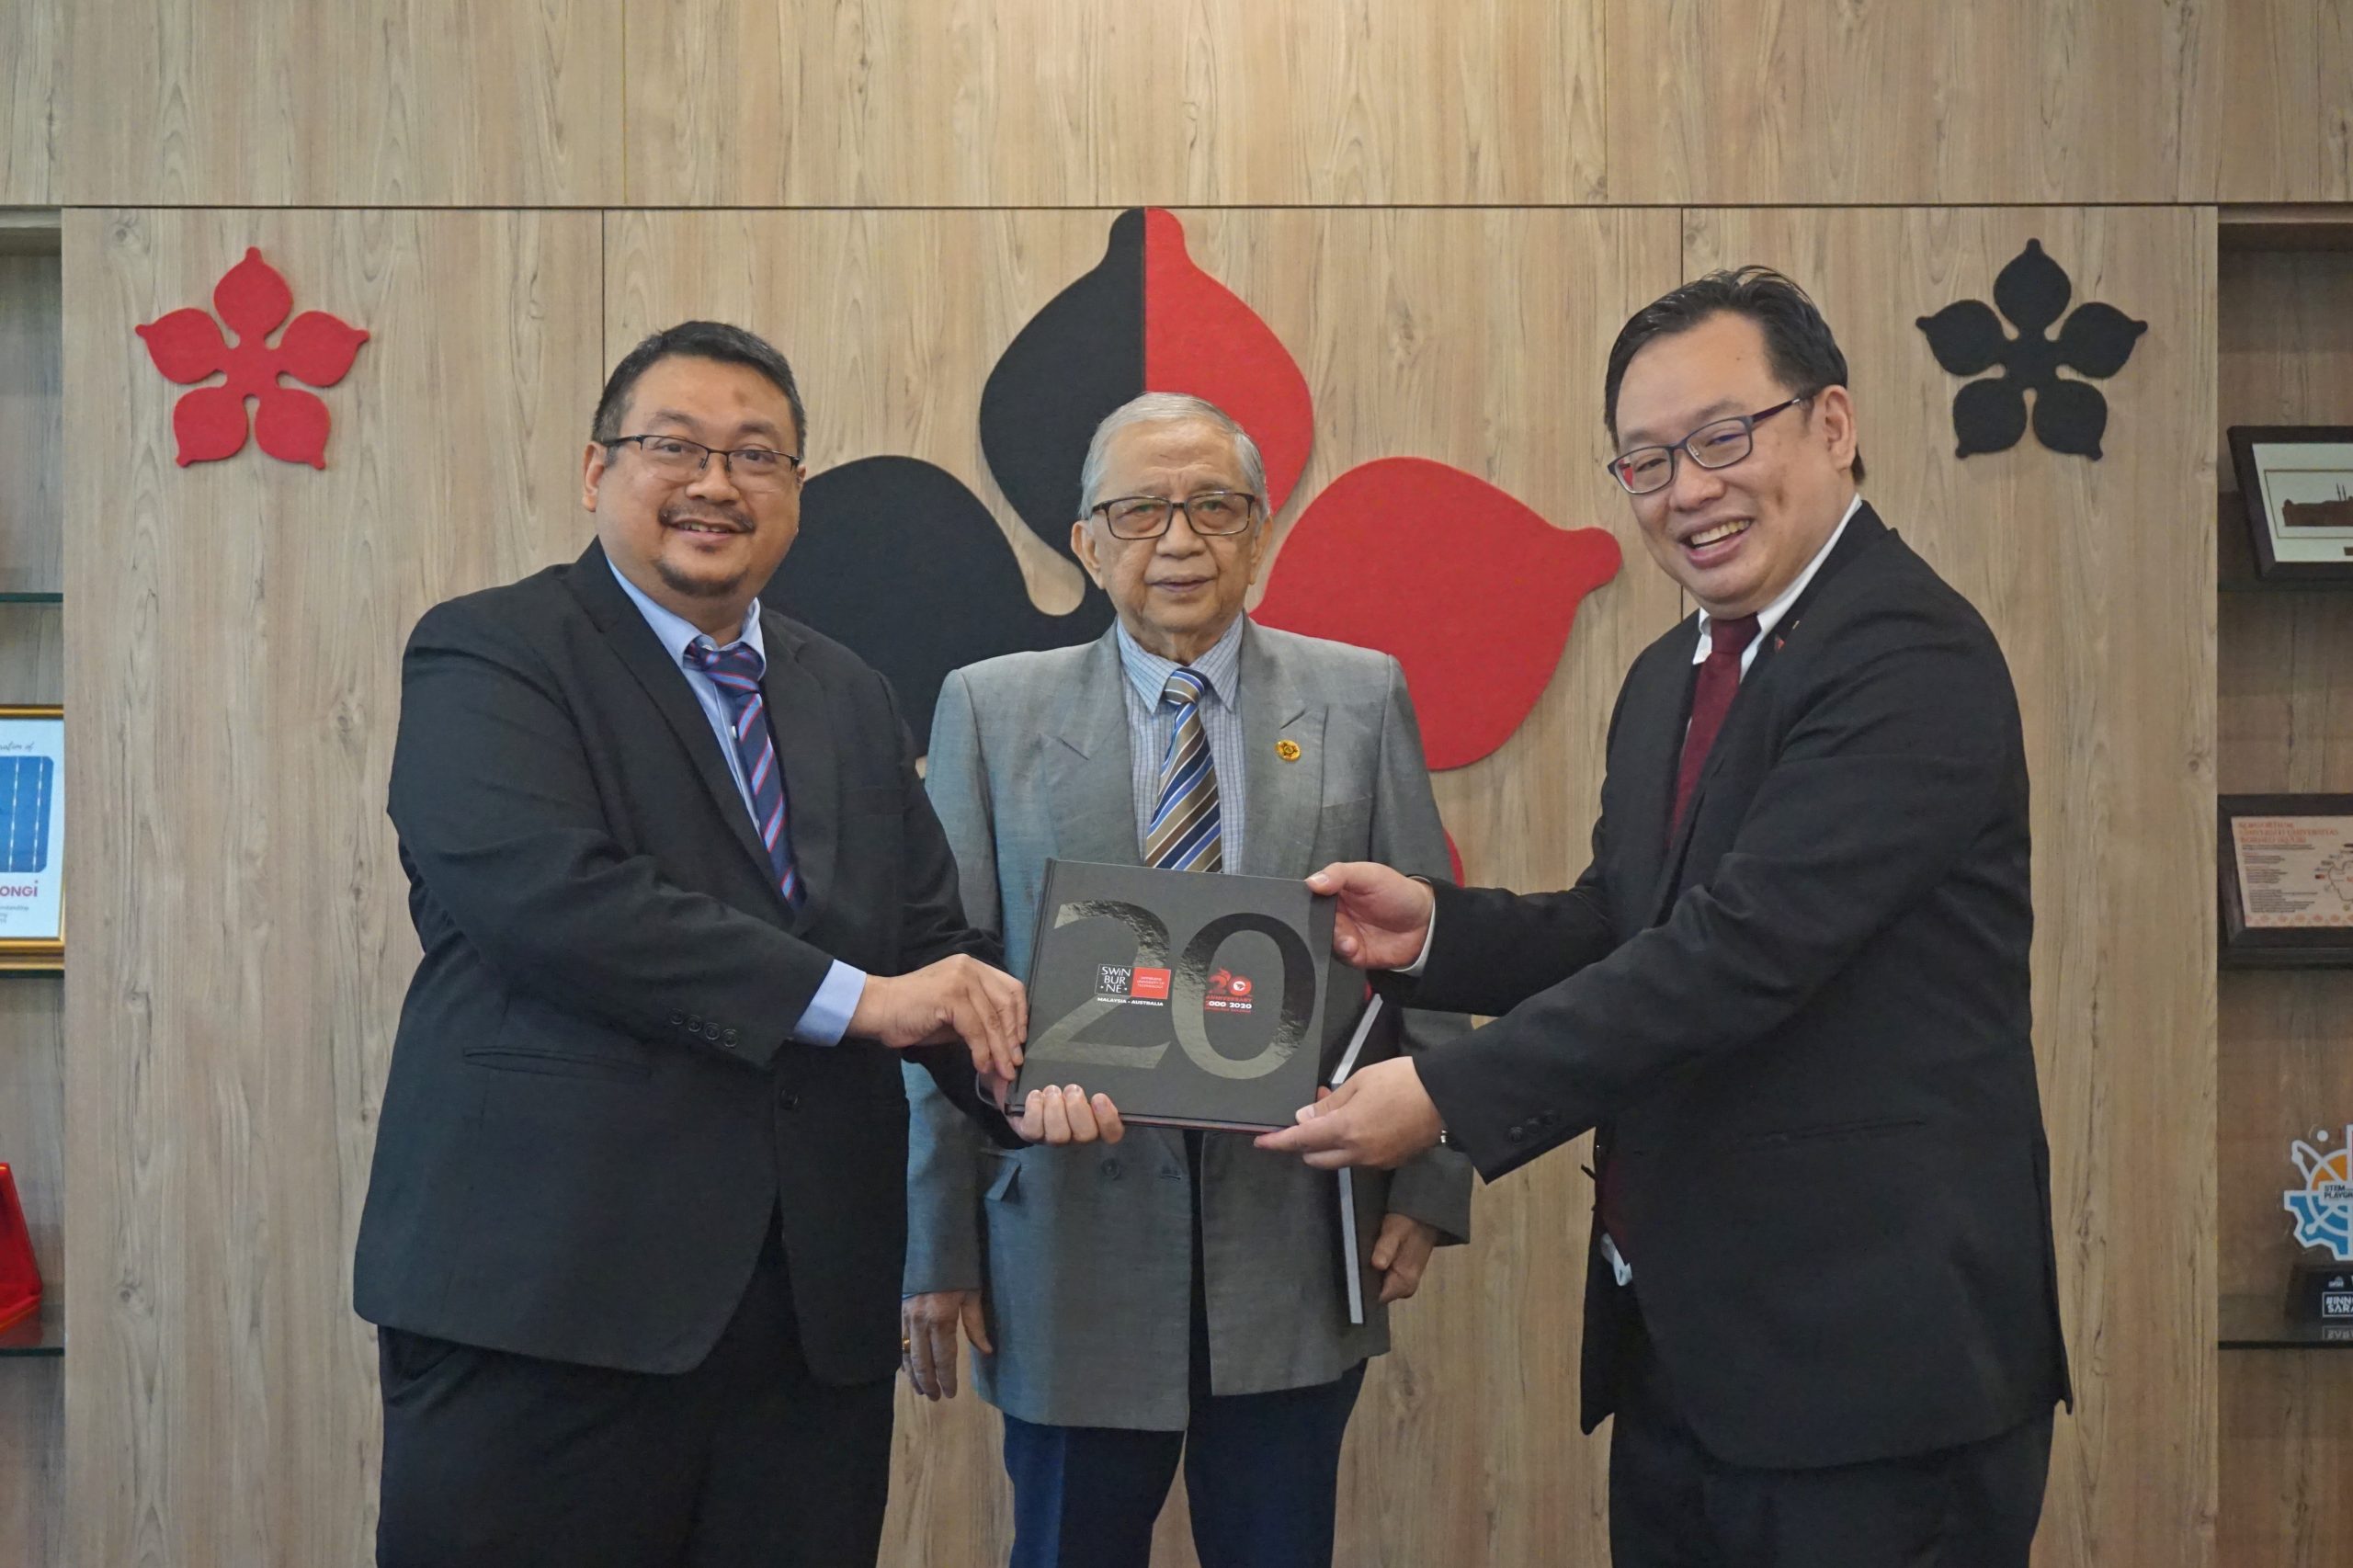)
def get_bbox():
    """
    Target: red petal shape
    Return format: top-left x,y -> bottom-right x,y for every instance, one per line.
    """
214,247 -> 293,342
1255,458 -> 1621,770
254,387 -> 332,468
1142,210 -> 1313,515
136,308 -> 232,384
170,386 -> 251,466
276,311 -> 369,388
